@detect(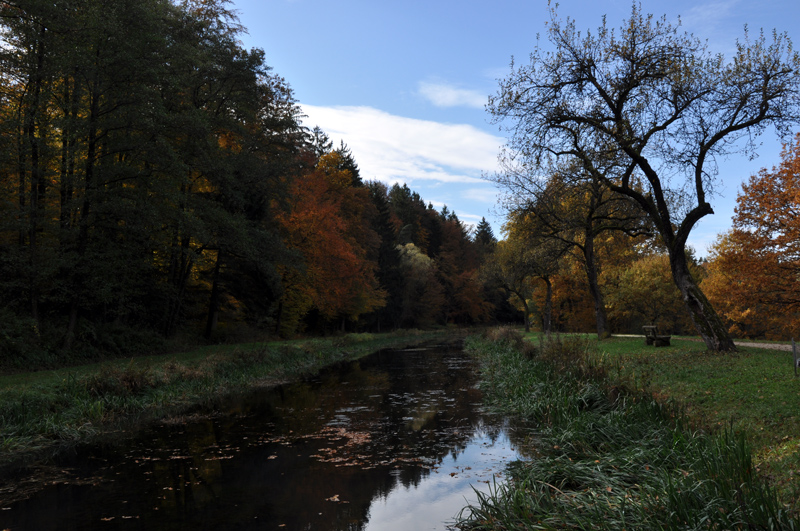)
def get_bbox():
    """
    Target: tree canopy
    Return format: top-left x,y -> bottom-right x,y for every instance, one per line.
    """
704,133 -> 800,338
488,3 -> 800,351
